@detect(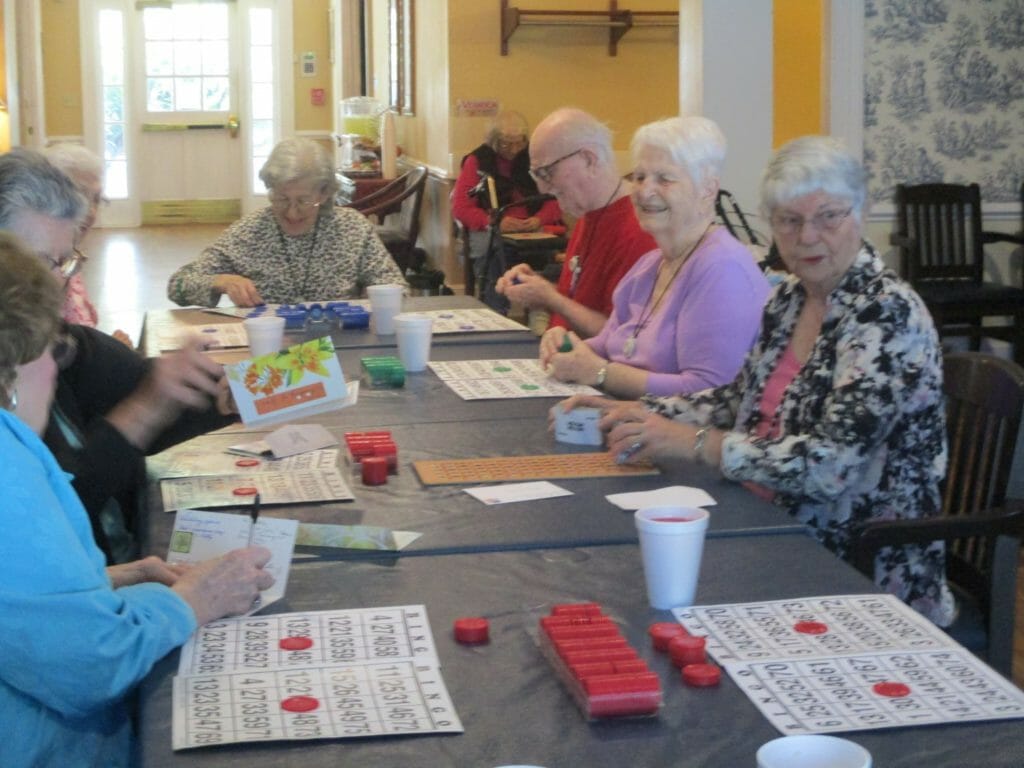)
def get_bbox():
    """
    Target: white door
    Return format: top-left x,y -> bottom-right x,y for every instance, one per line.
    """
79,0 -> 293,227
